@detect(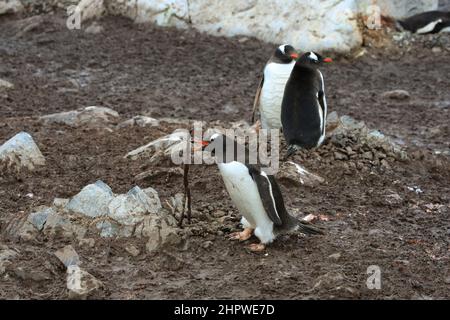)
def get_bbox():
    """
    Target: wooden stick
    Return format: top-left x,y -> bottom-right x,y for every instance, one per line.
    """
178,163 -> 192,227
